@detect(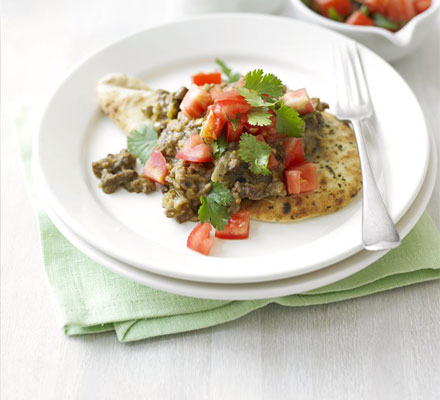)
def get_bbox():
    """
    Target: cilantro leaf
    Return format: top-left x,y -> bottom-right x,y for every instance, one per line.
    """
237,87 -> 277,108
228,112 -> 241,131
238,133 -> 272,176
372,13 -> 399,30
215,58 -> 240,83
207,182 -> 234,206
237,87 -> 266,107
127,124 -> 159,163
328,7 -> 343,21
198,182 -> 233,230
360,4 -> 369,15
247,109 -> 273,126
244,69 -> 283,98
211,132 -> 228,159
276,105 -> 304,137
